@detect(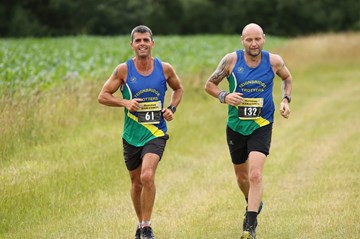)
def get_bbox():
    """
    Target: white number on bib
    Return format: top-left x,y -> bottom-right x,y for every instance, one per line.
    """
238,98 -> 263,120
137,101 -> 162,124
